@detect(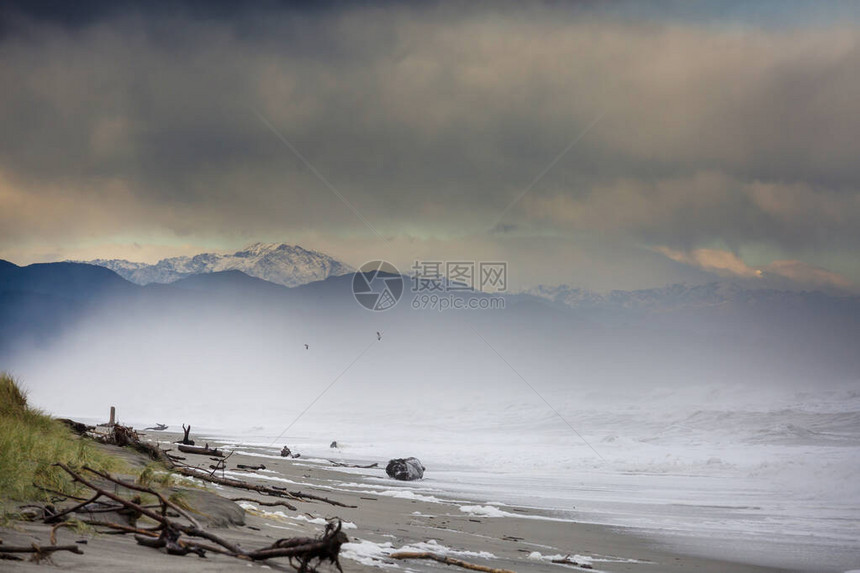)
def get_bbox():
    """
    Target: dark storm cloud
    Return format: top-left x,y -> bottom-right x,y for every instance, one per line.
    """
0,2 -> 858,277
0,0 -> 345,31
